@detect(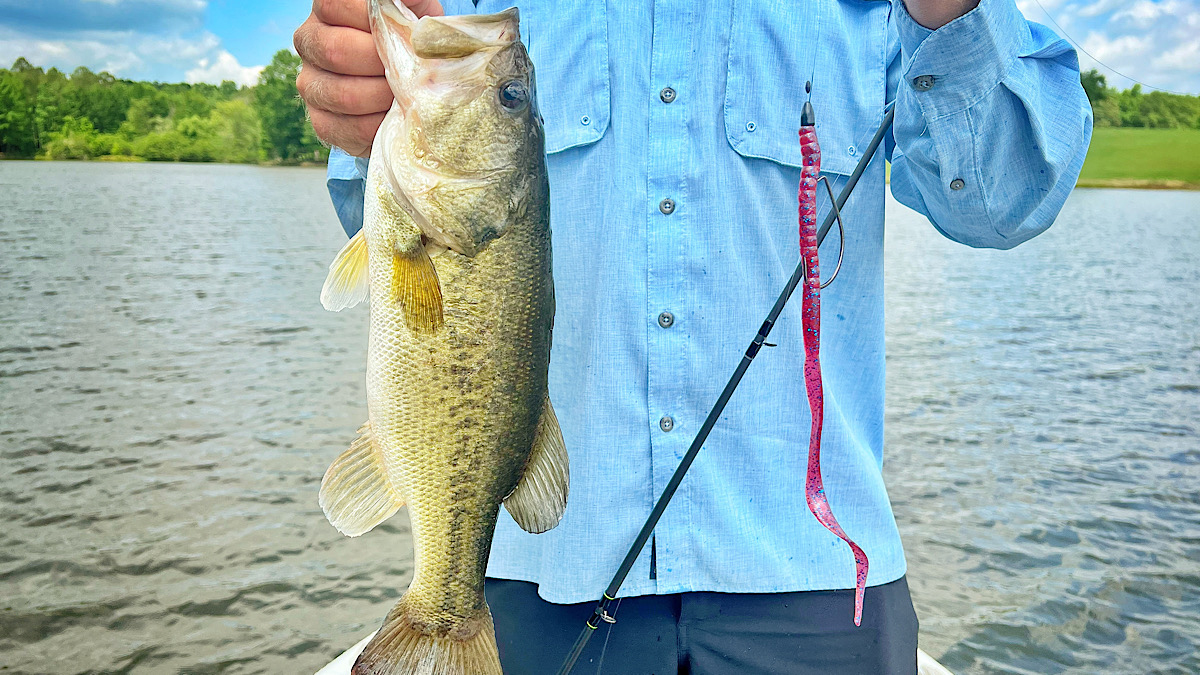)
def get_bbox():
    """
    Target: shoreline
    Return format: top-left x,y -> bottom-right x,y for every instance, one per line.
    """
1074,178 -> 1200,190
0,157 -> 328,168
3,158 -> 1198,189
